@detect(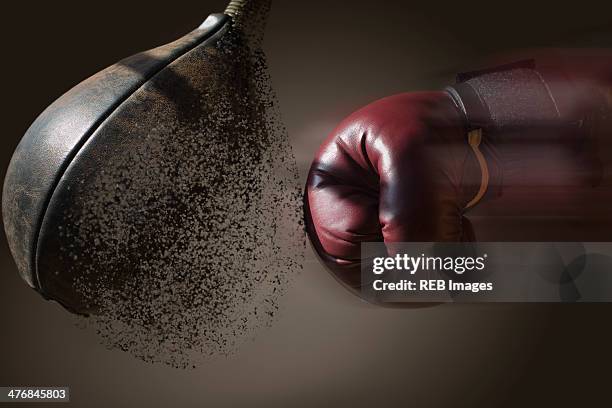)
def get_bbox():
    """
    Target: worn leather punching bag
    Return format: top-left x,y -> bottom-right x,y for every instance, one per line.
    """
3,0 -> 302,316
